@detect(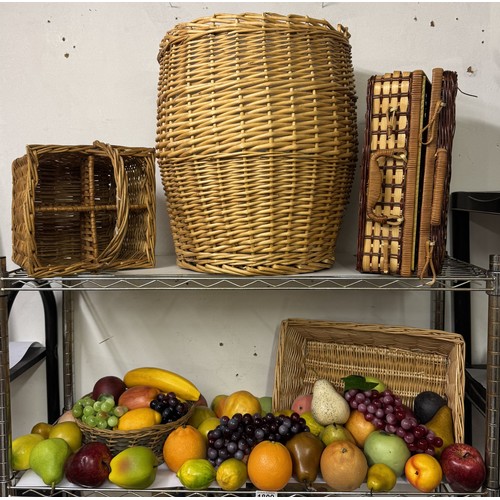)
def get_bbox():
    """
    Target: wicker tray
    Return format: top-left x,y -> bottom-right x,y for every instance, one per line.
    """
273,319 -> 465,443
156,13 -> 358,276
76,401 -> 195,463
12,141 -> 156,278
